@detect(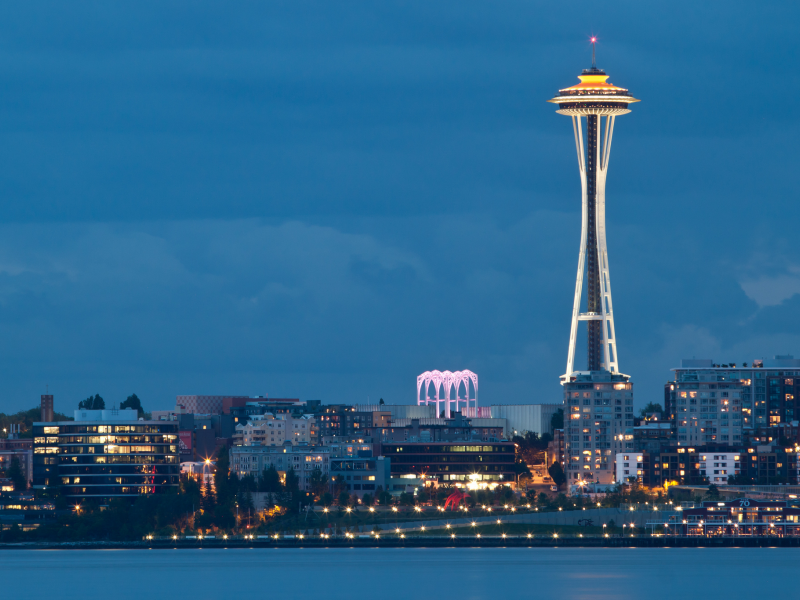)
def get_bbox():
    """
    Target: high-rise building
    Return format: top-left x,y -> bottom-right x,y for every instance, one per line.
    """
549,41 -> 639,486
